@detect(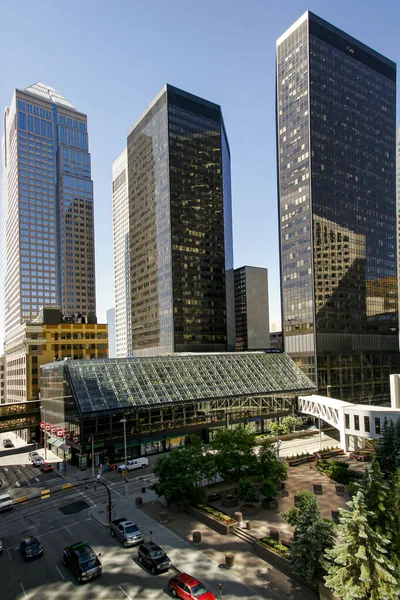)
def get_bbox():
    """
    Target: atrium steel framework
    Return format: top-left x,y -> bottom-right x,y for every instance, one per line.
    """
40,352 -> 315,465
